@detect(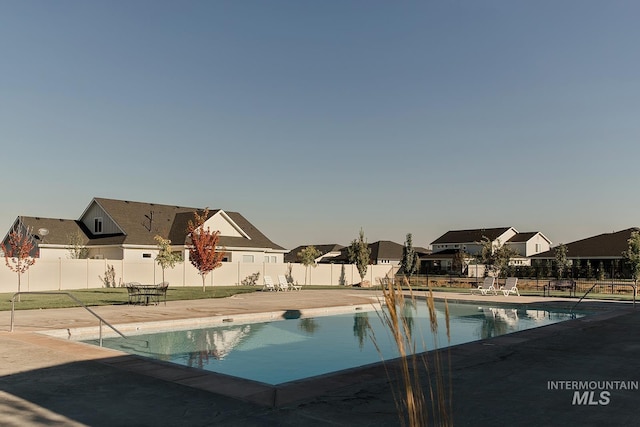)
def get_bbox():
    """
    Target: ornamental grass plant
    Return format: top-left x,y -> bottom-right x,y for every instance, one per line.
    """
371,276 -> 453,427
